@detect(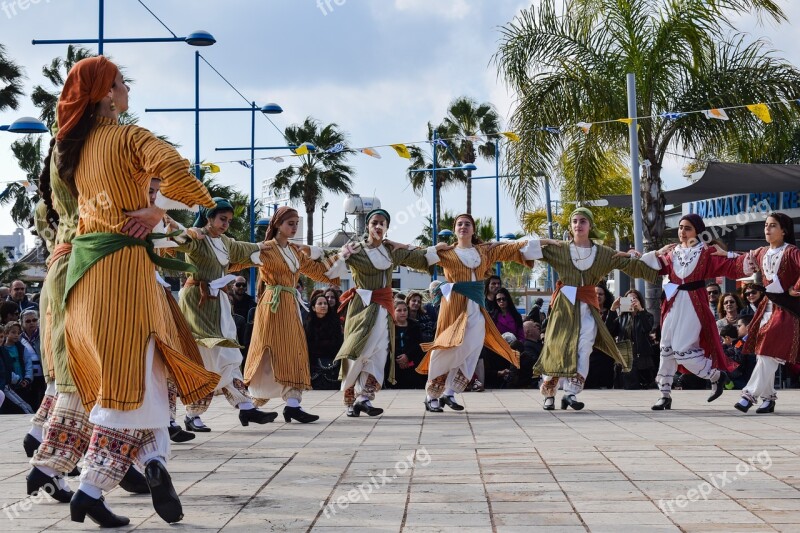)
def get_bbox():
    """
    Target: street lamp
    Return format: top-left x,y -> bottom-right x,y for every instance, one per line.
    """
320,202 -> 329,246
437,229 -> 454,242
0,117 -> 49,134
32,0 -> 216,54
